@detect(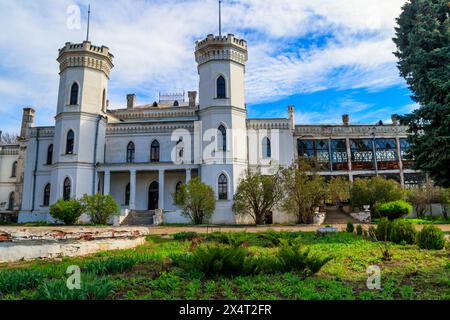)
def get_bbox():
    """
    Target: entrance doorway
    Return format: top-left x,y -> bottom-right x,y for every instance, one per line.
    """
148,181 -> 159,210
